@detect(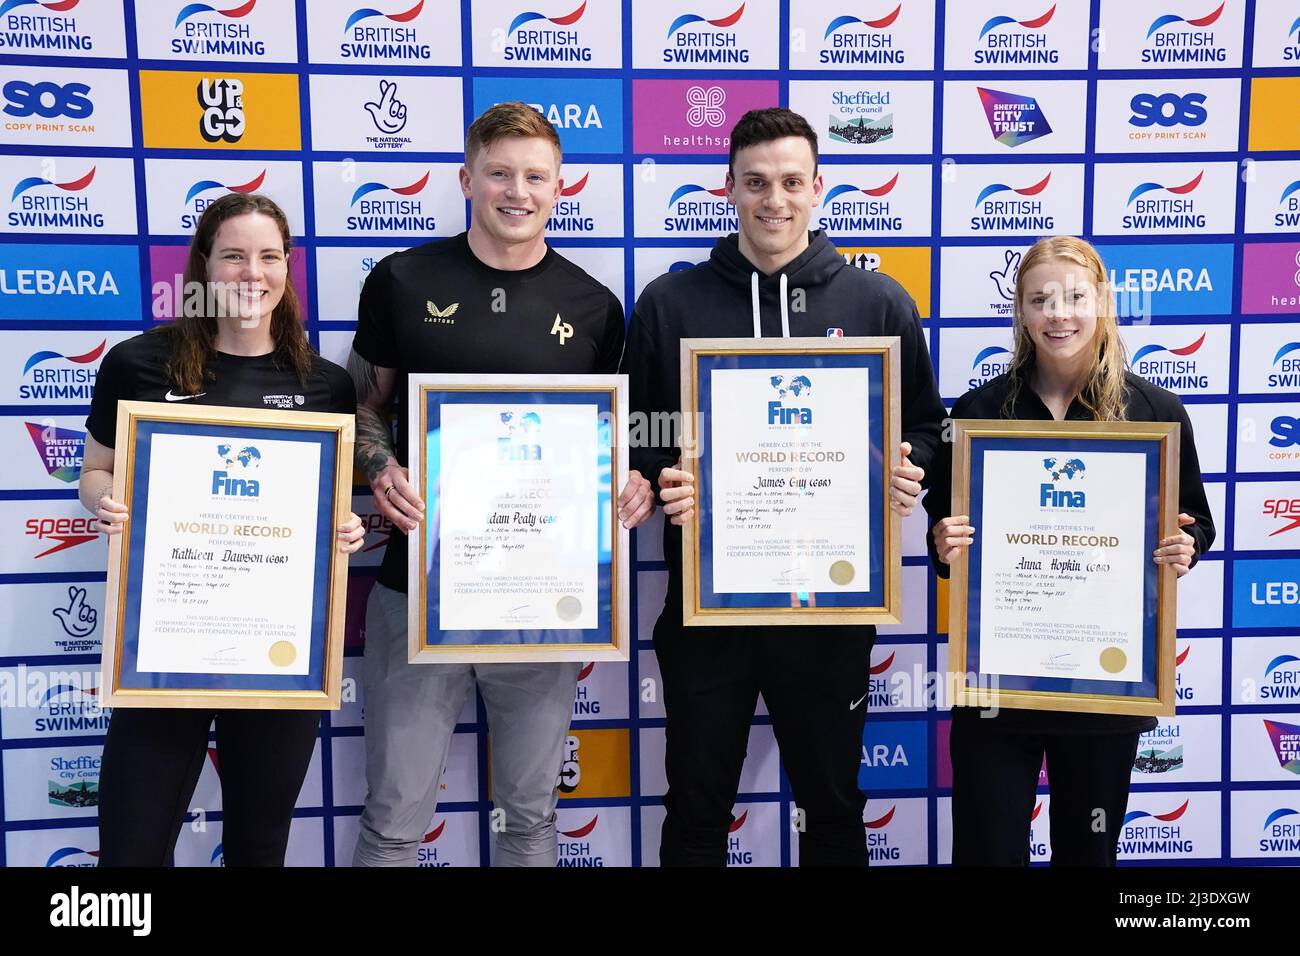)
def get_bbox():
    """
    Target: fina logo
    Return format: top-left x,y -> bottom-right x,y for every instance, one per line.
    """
2,78 -> 92,119
1143,2 -> 1226,63
768,374 -> 812,425
663,3 -> 748,65
211,442 -> 262,497
1039,456 -> 1085,508
498,410 -> 542,462
821,173 -> 901,232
